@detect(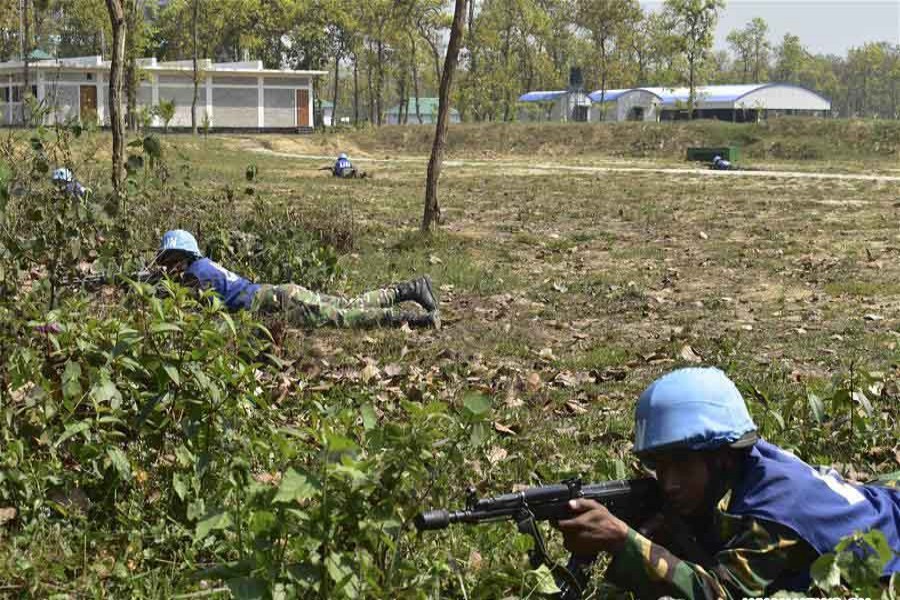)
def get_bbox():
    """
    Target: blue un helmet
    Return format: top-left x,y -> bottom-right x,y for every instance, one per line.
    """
52,168 -> 74,183
338,153 -> 348,160
158,229 -> 202,259
634,367 -> 757,457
